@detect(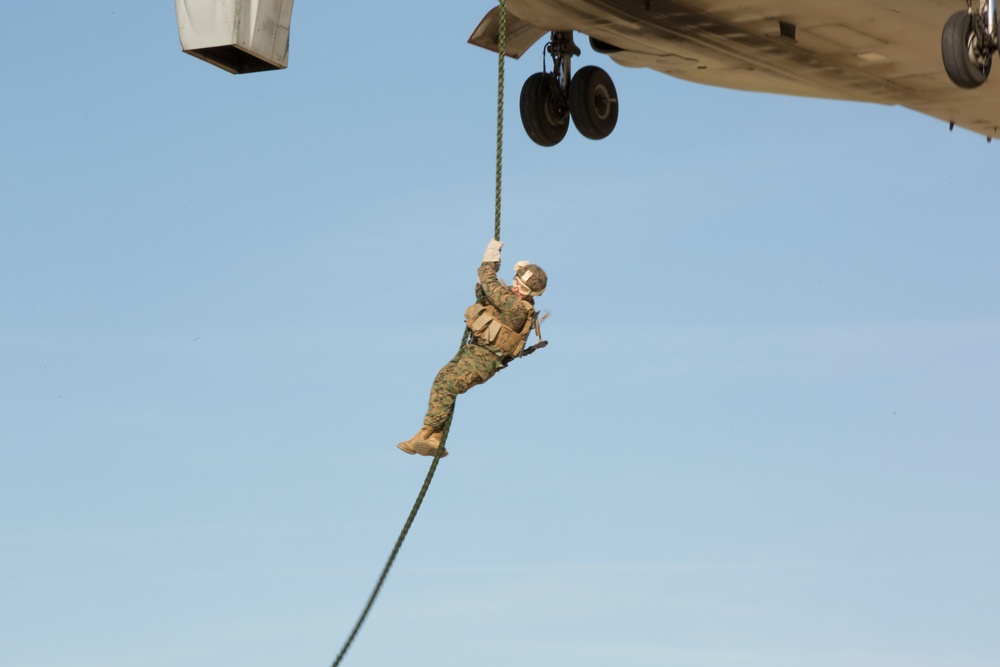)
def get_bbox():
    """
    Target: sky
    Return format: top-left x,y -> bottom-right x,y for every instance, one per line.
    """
2,2 -> 998,667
